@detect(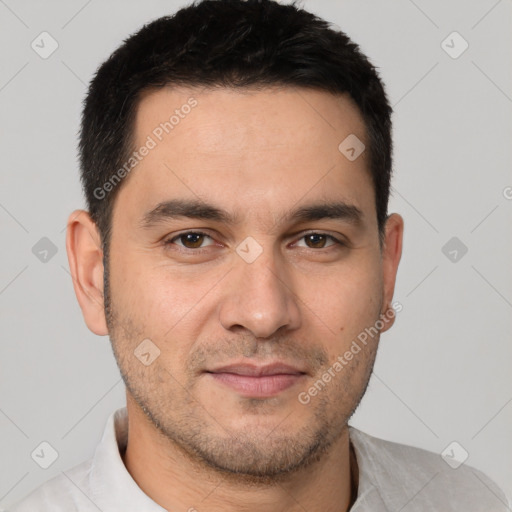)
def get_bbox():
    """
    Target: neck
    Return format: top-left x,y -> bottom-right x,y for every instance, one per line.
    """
122,396 -> 358,512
